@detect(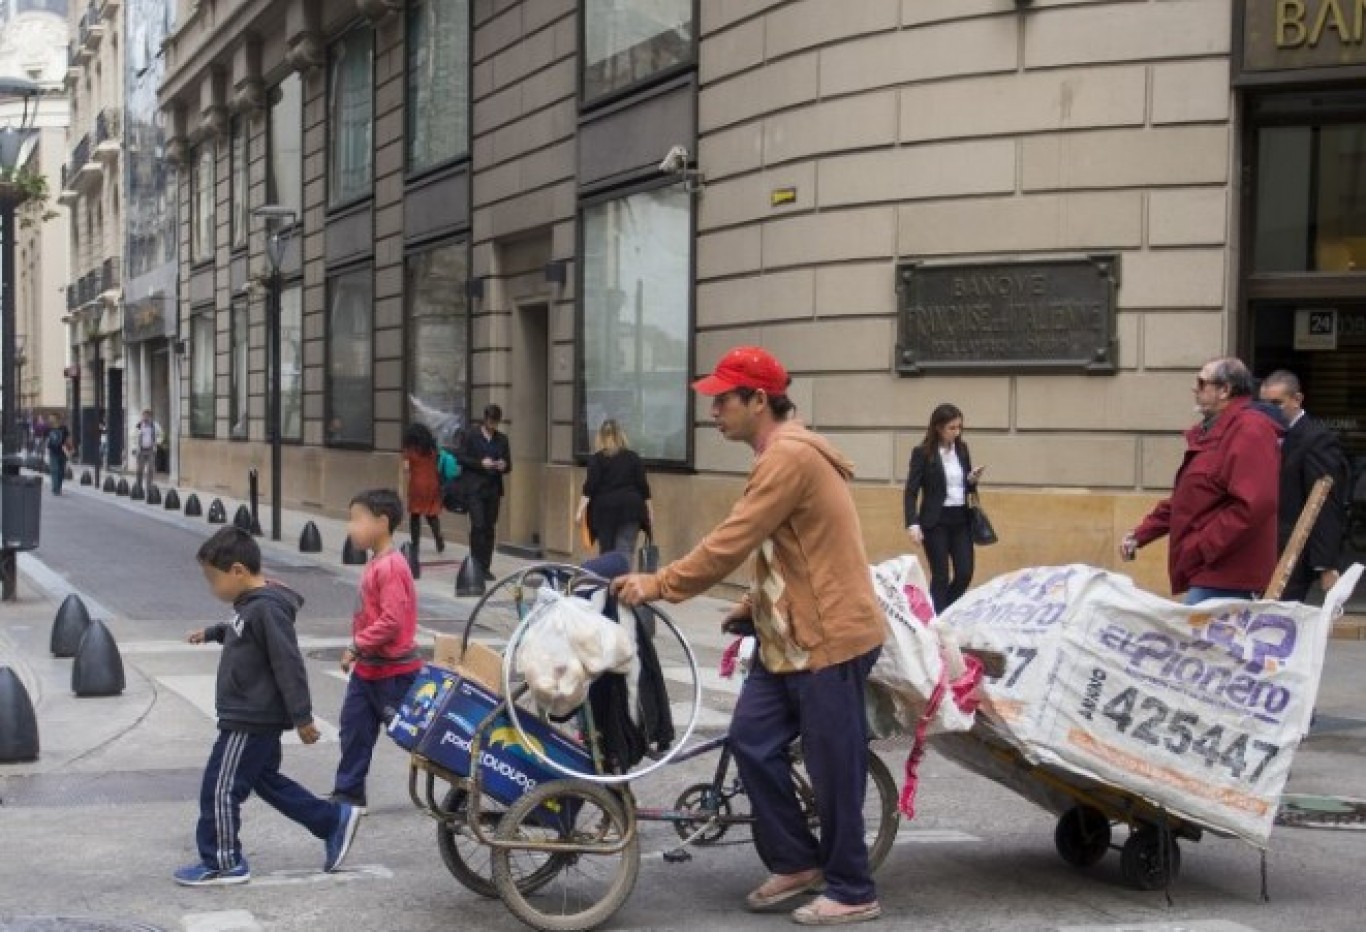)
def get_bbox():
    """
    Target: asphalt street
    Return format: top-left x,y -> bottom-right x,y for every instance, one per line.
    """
3,484 -> 1366,931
